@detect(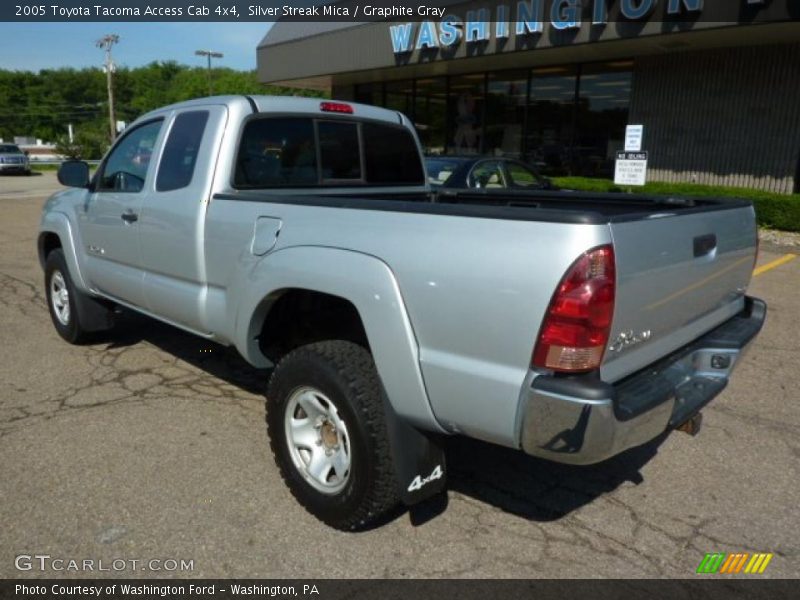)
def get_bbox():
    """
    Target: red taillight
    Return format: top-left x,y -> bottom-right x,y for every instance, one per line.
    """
532,245 -> 616,372
320,101 -> 353,114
